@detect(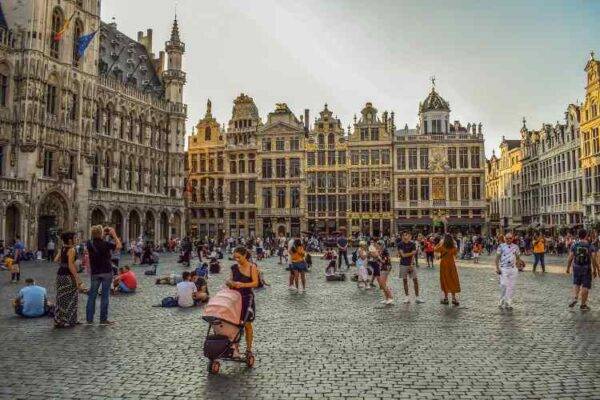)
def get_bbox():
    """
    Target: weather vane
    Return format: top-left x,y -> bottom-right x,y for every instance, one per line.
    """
430,75 -> 436,88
